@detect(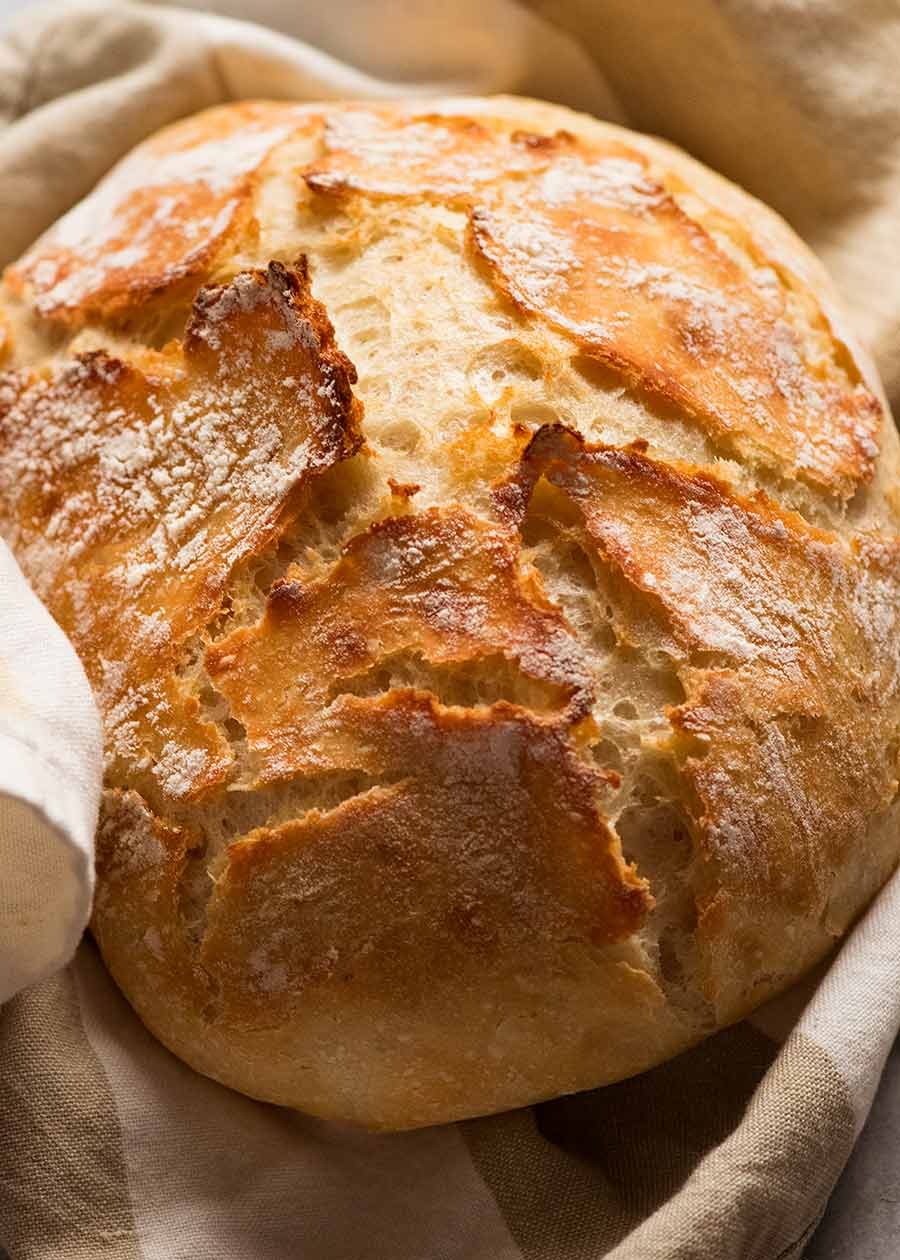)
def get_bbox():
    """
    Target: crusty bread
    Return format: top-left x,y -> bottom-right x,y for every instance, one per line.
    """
1,96 -> 900,1129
